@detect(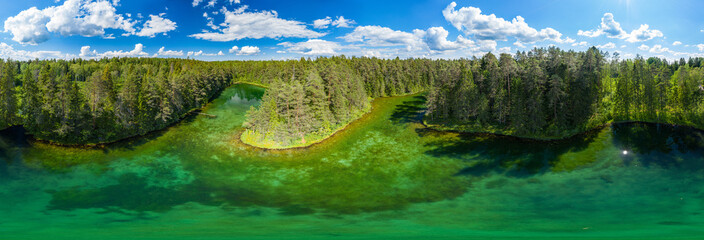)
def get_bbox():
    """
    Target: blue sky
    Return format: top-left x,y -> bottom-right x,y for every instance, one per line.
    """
1,0 -> 703,61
